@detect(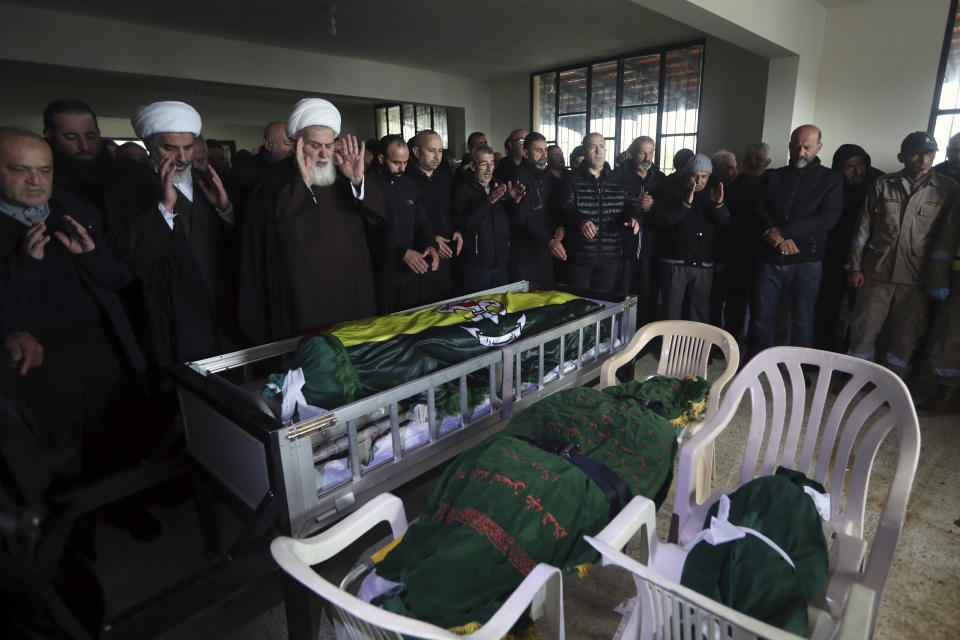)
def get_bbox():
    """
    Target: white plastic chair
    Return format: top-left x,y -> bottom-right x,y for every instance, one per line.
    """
270,493 -> 565,639
585,495 -> 876,640
670,347 -> 919,637
599,320 -> 740,504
